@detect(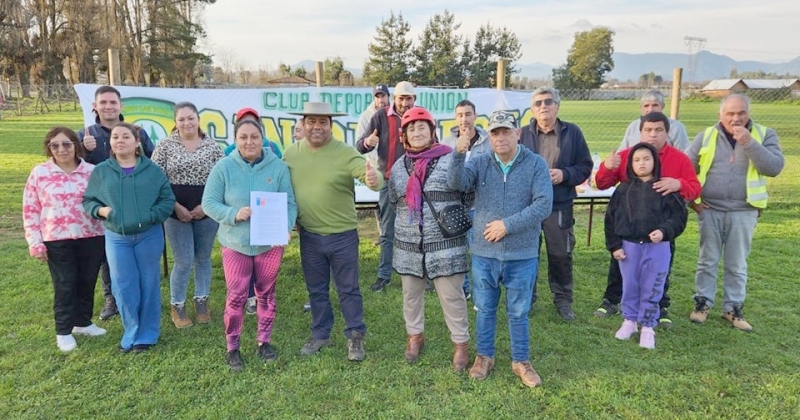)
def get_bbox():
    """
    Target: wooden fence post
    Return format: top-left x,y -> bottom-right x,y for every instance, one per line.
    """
670,68 -> 683,119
